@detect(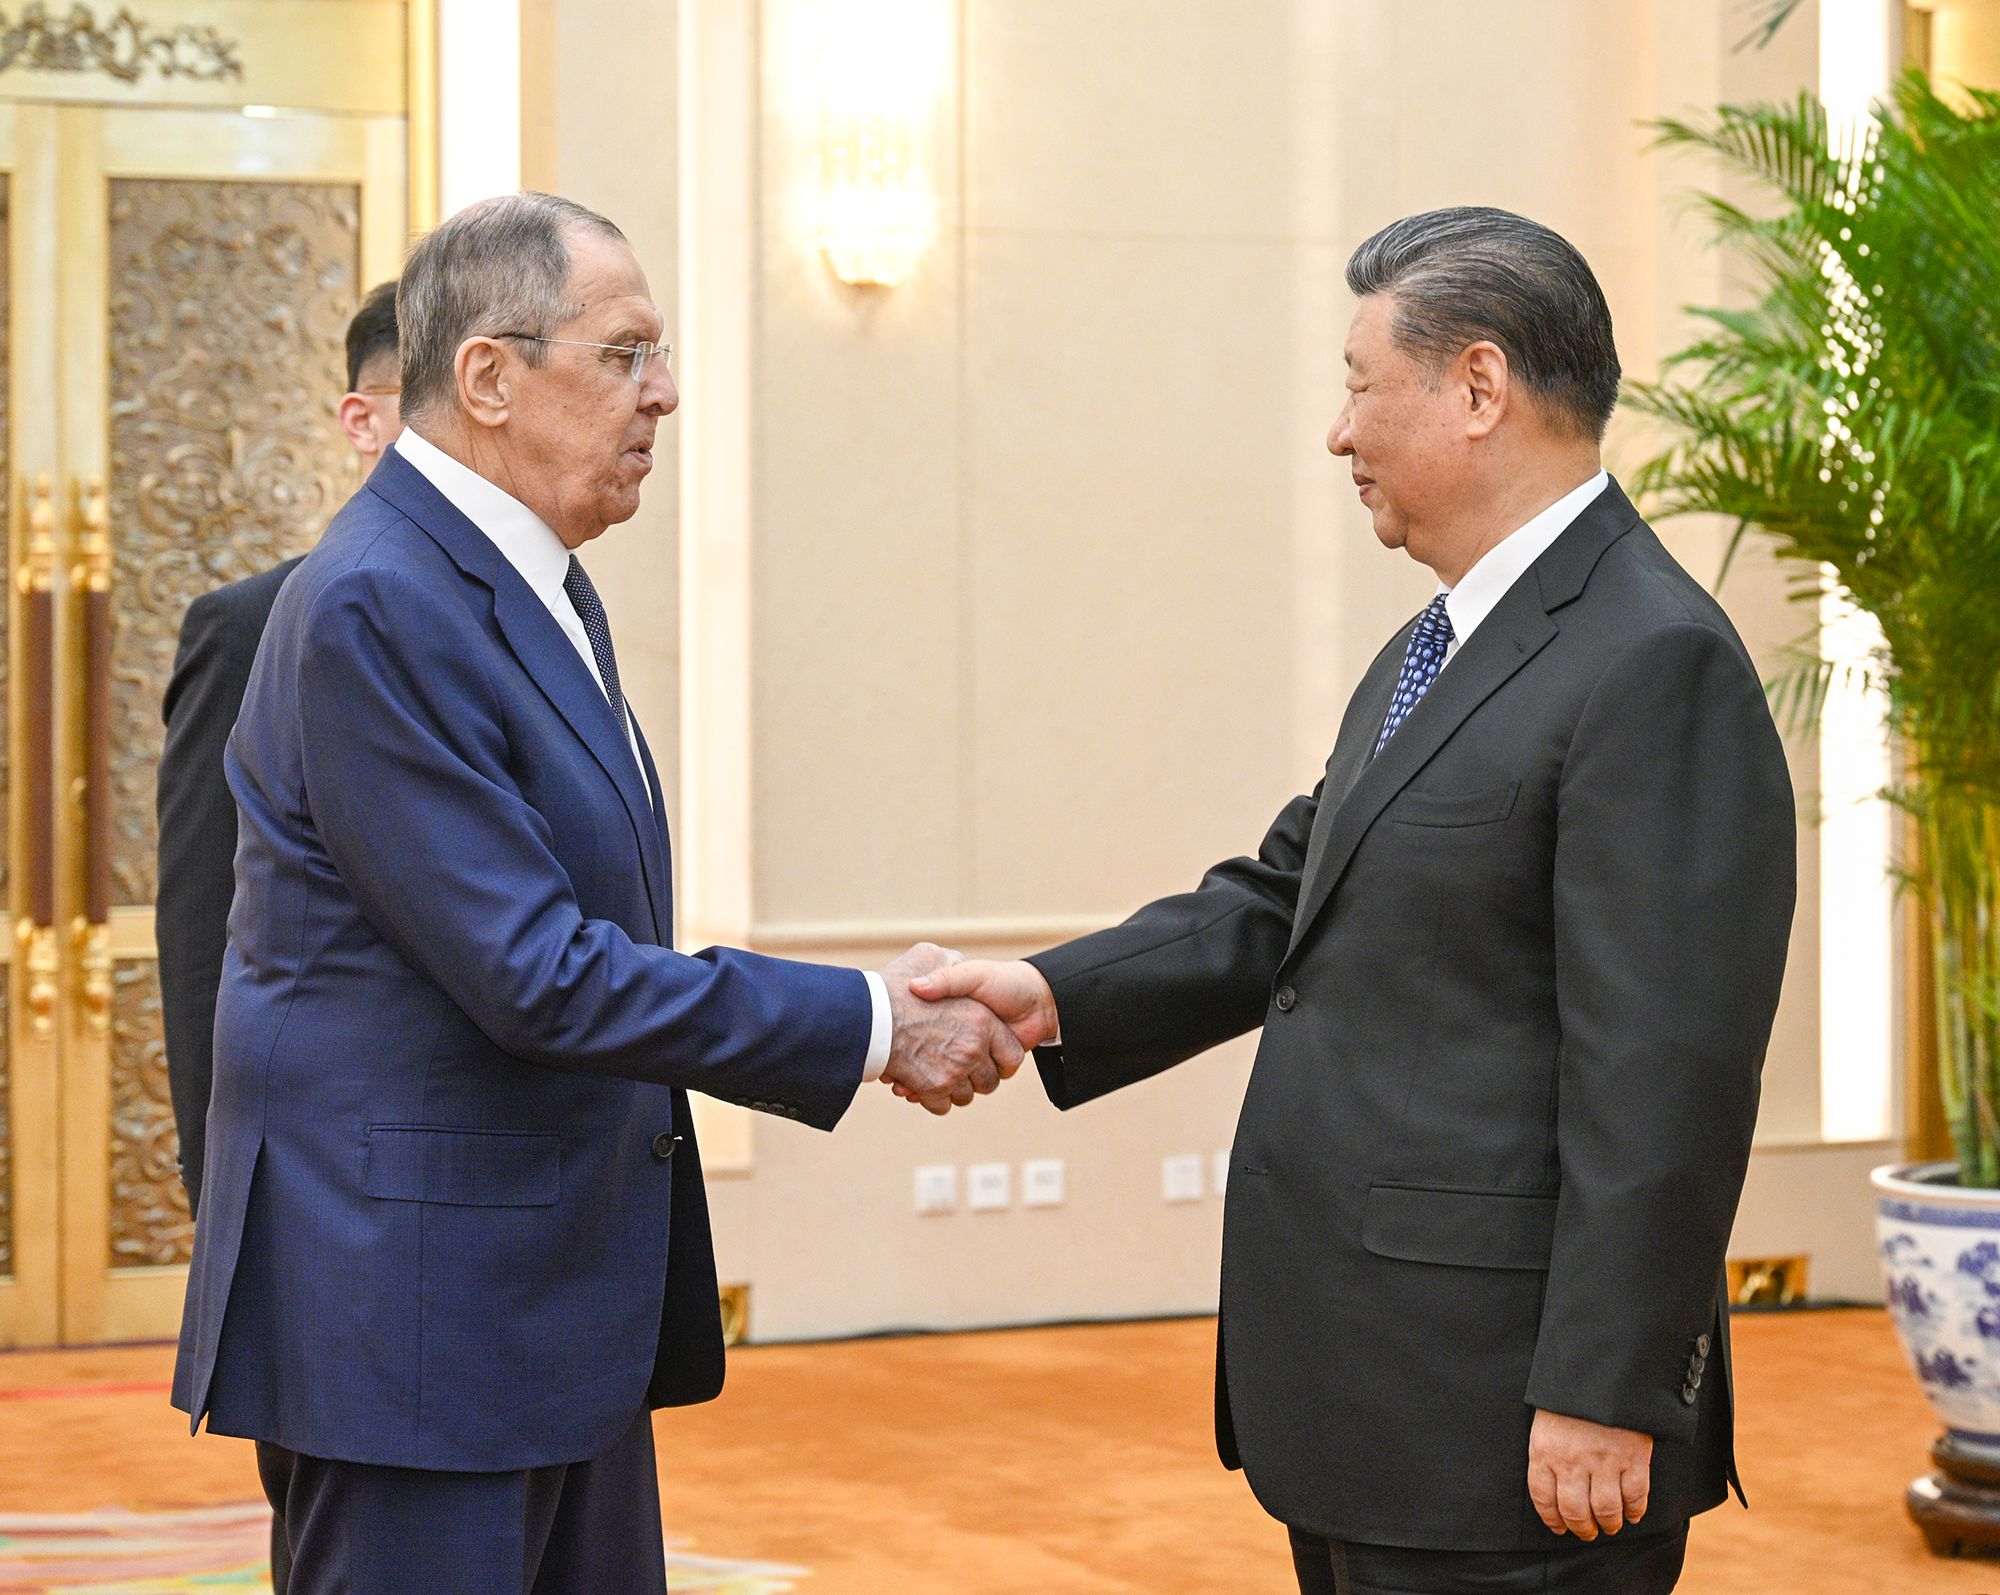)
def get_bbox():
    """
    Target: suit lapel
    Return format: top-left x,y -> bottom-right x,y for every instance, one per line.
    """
1280,480 -> 1643,965
1290,631 -> 1406,916
365,451 -> 673,933
629,712 -> 675,946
